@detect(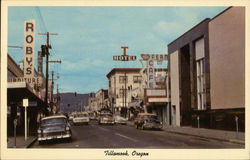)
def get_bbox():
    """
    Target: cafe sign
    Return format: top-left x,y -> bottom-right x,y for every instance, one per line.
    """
141,54 -> 168,61
23,20 -> 35,78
